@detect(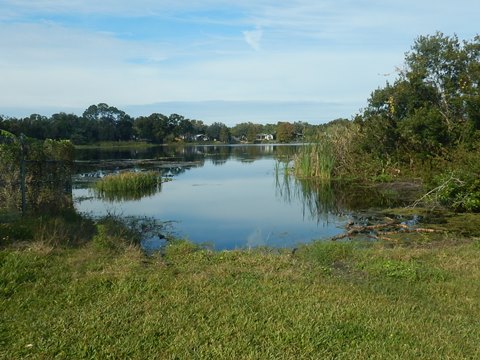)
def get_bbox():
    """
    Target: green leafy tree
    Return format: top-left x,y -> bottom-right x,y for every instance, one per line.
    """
83,103 -> 134,141
134,116 -> 155,141
191,120 -> 208,135
83,103 -> 129,123
219,126 -> 231,143
358,33 -> 480,160
263,123 -> 277,137
50,113 -> 80,140
178,118 -> 194,137
246,124 -> 258,143
20,114 -> 50,139
276,122 -> 295,143
134,113 -> 170,143
207,122 -> 229,142
230,122 -> 259,142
